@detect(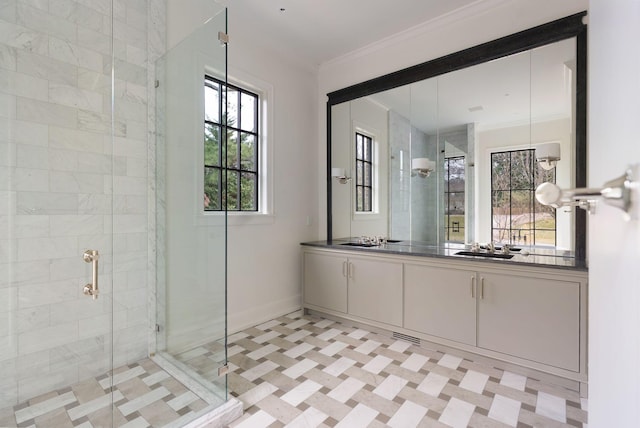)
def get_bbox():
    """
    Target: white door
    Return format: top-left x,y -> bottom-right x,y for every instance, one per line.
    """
588,1 -> 640,426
